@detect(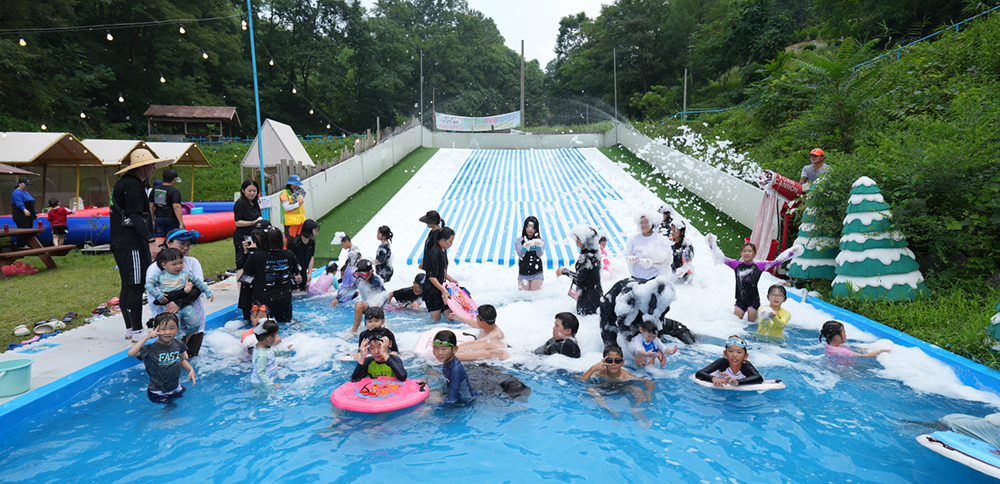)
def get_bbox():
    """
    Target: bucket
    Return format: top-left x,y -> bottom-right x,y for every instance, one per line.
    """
0,359 -> 32,397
